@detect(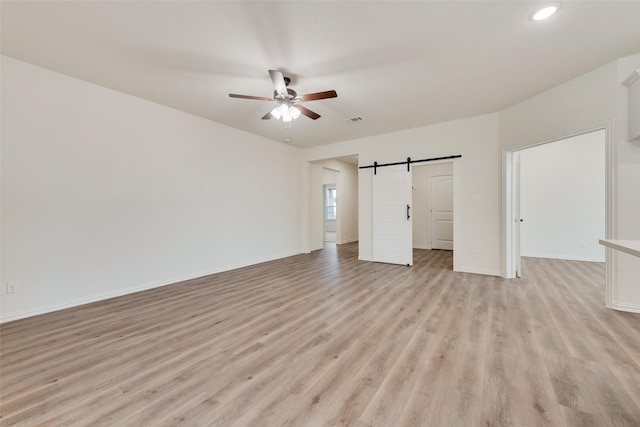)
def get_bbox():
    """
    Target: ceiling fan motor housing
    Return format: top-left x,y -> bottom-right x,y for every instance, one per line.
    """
274,88 -> 298,101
